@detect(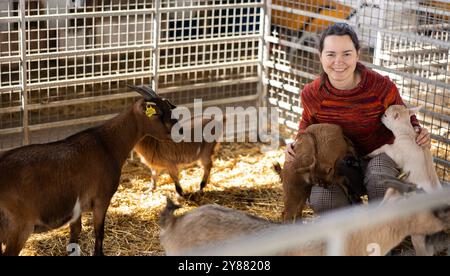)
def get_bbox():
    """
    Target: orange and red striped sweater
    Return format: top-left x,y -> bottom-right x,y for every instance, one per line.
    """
299,63 -> 420,156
